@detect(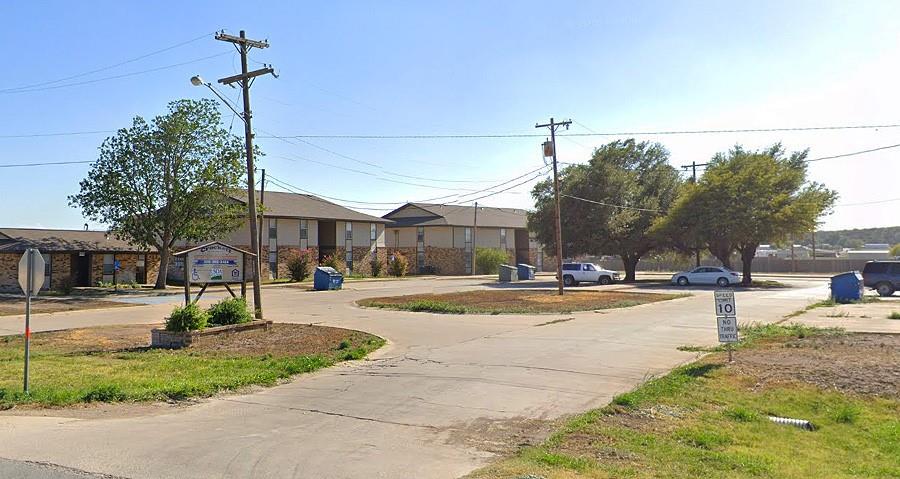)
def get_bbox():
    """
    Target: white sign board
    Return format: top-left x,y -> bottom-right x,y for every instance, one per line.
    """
18,249 -> 45,295
717,316 -> 739,343
714,290 -> 736,317
188,244 -> 244,284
